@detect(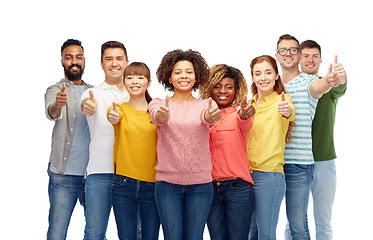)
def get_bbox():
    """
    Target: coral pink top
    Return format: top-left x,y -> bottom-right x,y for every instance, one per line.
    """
209,107 -> 254,184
